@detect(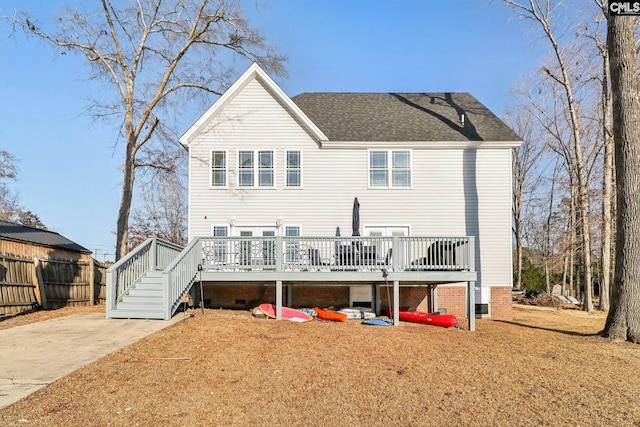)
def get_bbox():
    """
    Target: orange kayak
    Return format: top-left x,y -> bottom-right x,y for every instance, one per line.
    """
312,307 -> 347,322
